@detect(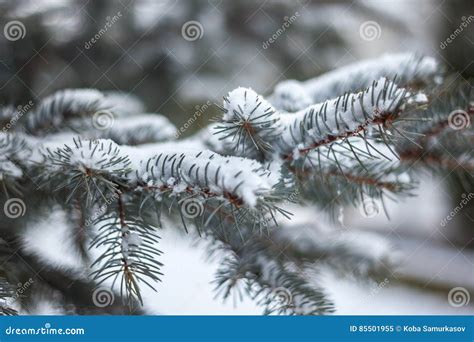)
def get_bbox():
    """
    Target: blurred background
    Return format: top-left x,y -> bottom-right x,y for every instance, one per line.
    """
0,0 -> 472,314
